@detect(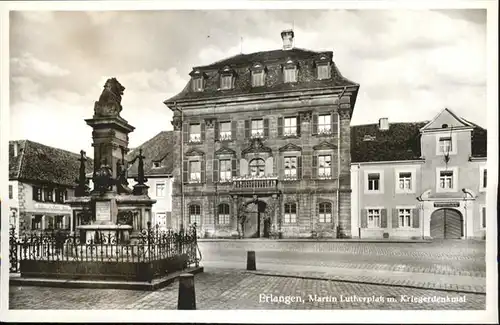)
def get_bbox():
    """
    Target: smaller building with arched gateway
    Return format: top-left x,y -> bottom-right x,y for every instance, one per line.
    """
350,108 -> 487,240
